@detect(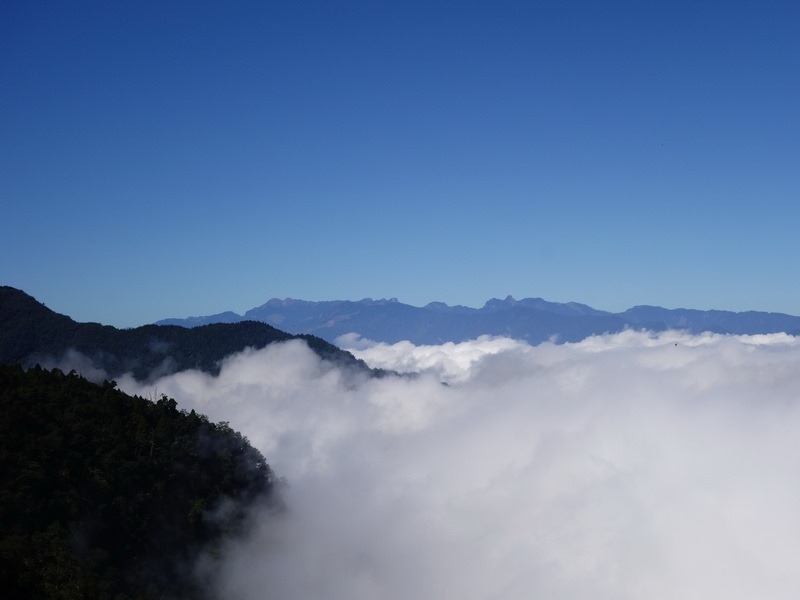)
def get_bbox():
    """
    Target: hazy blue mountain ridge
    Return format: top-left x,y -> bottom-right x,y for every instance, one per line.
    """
621,305 -> 800,336
157,295 -> 800,344
156,310 -> 243,327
